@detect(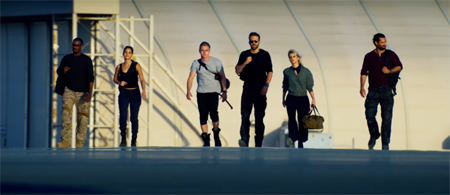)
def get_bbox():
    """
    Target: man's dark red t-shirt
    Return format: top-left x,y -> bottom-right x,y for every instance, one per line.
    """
361,50 -> 403,89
